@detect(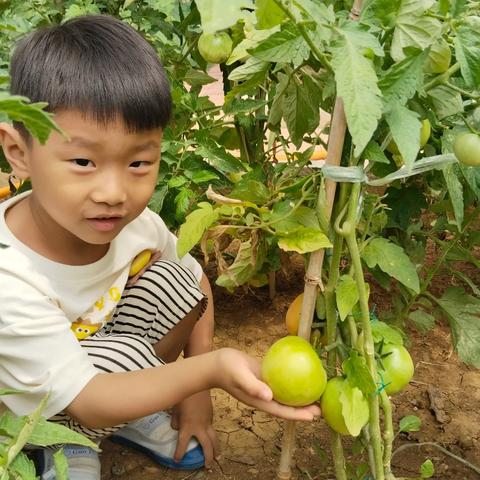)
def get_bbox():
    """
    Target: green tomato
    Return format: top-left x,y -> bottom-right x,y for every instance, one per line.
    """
386,119 -> 431,155
261,336 -> 327,407
378,344 -> 414,395
453,132 -> 480,167
320,377 -> 369,436
198,32 -> 232,64
420,119 -> 431,147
